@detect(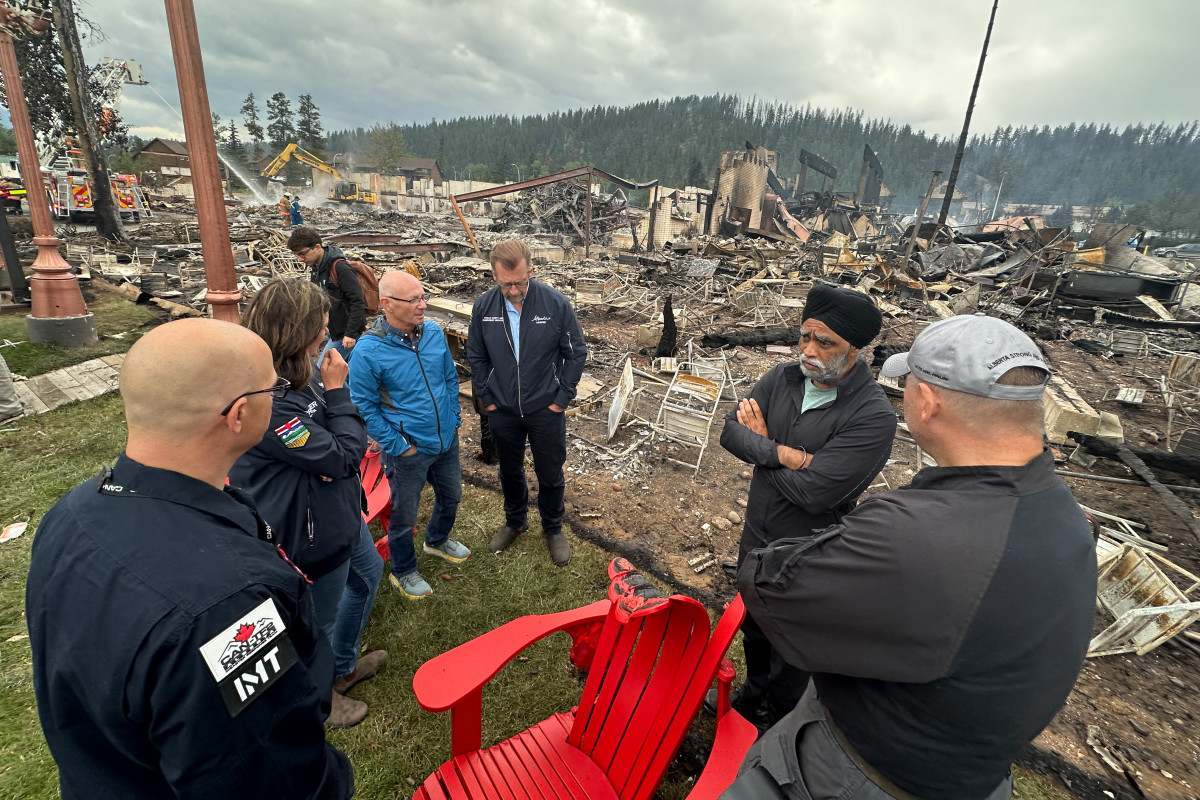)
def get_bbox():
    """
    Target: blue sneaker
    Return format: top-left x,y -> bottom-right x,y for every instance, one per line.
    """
423,538 -> 471,563
389,571 -> 432,599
